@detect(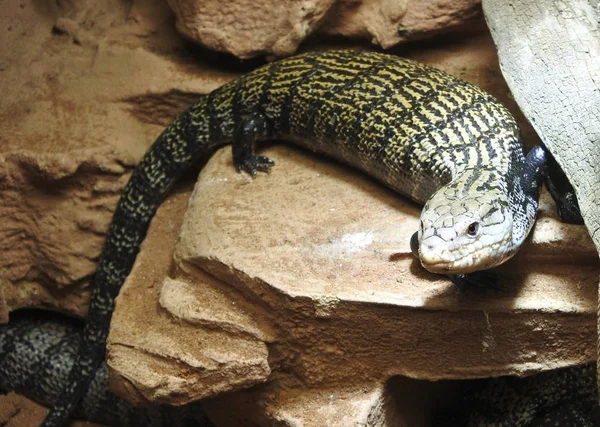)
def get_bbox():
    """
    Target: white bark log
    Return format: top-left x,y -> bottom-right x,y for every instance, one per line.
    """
482,0 -> 600,401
